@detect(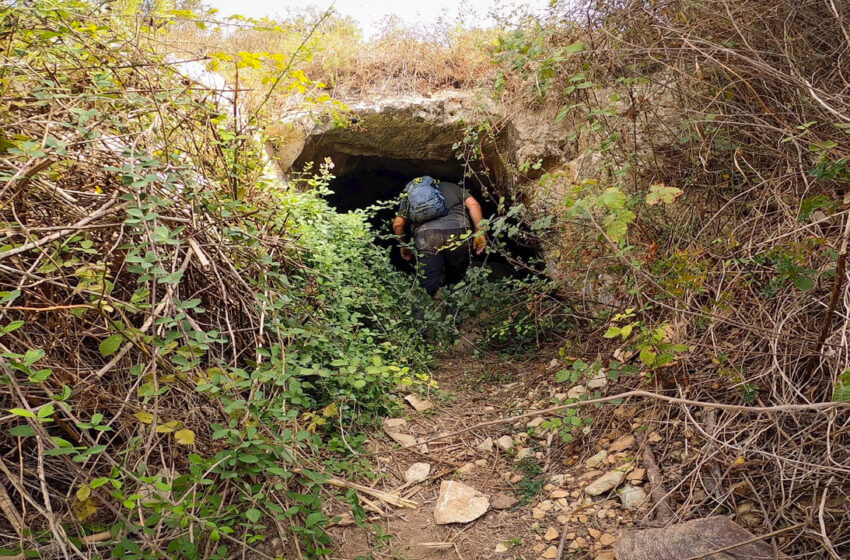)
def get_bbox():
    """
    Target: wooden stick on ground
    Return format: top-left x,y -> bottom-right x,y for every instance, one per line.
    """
323,476 -> 418,509
642,446 -> 673,525
291,469 -> 419,509
0,480 -> 23,537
